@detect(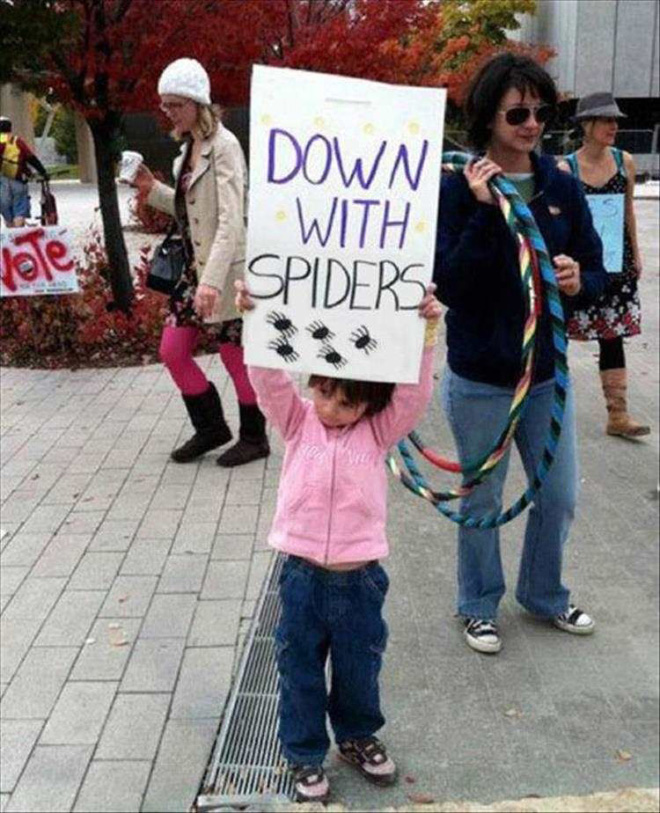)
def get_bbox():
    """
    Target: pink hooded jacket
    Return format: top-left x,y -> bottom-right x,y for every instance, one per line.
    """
248,347 -> 435,566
